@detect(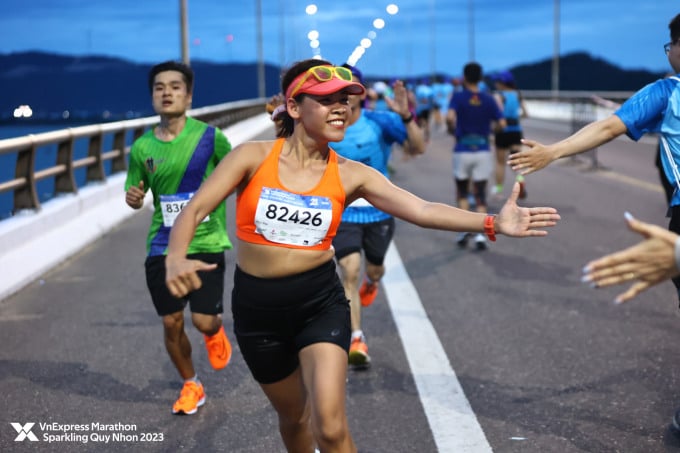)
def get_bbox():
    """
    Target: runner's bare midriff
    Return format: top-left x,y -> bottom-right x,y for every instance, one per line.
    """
237,241 -> 335,278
